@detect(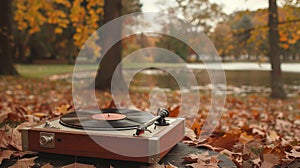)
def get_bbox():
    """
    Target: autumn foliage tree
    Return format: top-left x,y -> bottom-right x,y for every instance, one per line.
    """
211,5 -> 300,61
13,0 -> 104,62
